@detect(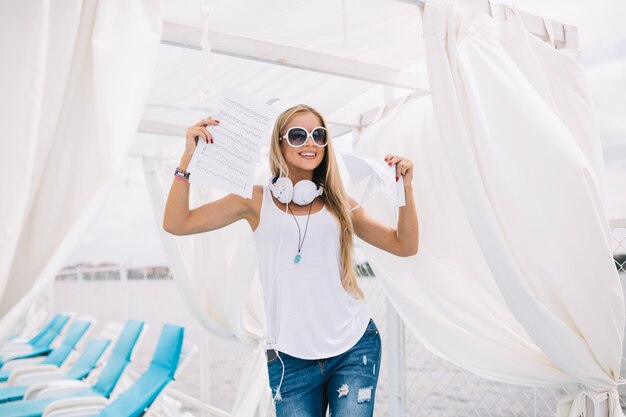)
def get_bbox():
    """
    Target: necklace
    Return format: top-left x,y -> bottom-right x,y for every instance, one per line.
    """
288,203 -> 313,264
